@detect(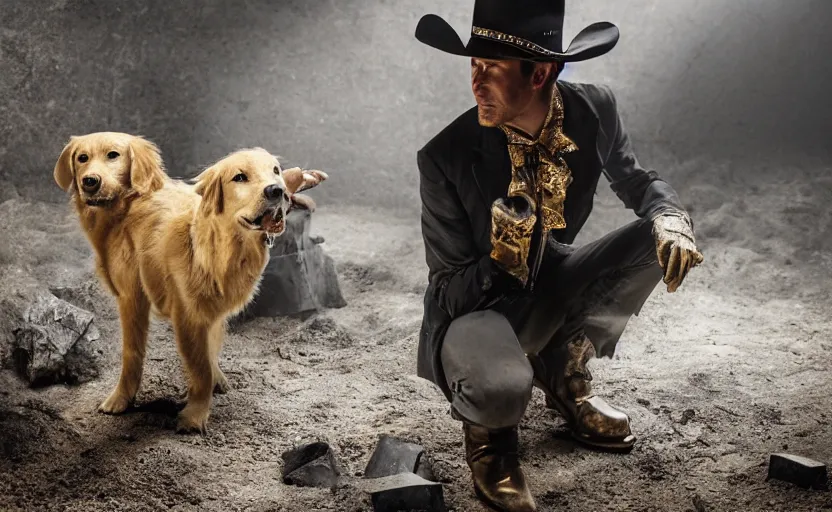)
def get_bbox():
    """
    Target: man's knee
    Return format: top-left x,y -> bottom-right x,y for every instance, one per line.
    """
442,310 -> 534,429
460,363 -> 534,429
